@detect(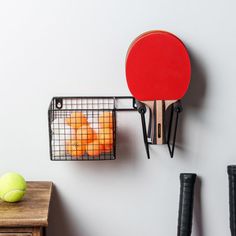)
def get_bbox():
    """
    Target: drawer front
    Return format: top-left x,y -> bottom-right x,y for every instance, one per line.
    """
0,234 -> 32,236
